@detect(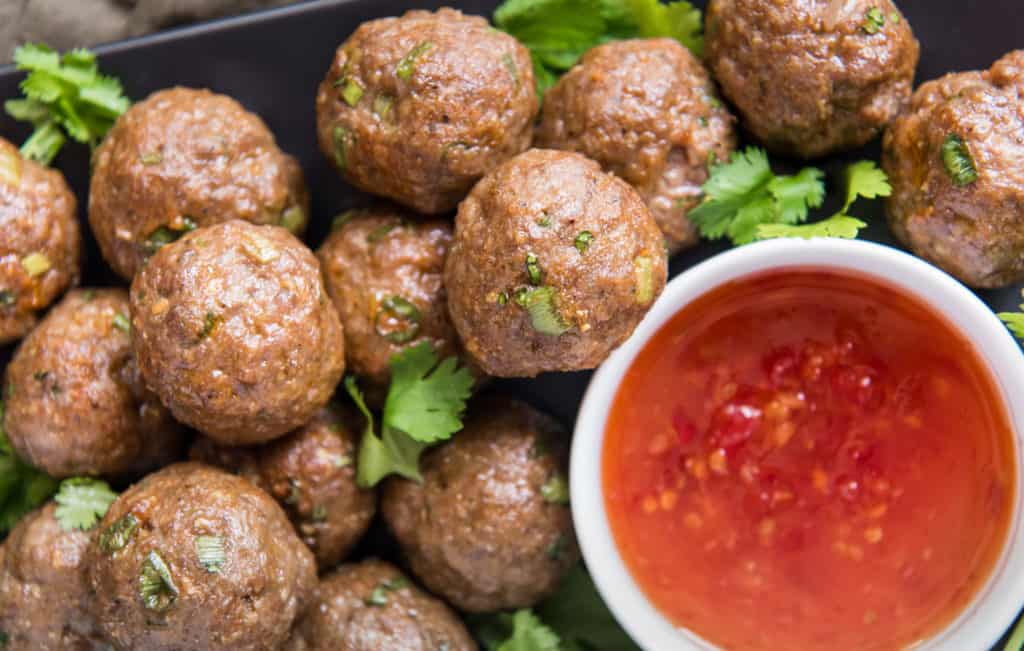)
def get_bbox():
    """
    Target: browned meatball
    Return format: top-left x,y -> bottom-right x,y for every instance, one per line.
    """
537,38 -> 737,254
315,8 -> 537,214
317,208 -> 475,401
89,87 -> 309,280
288,559 -> 476,651
88,463 -> 316,651
3,289 -> 185,478
445,149 -> 666,377
190,405 -> 375,571
0,137 -> 80,345
0,503 -> 105,651
131,220 -> 345,445
705,0 -> 919,158
382,396 -> 578,612
883,50 -> 1024,288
